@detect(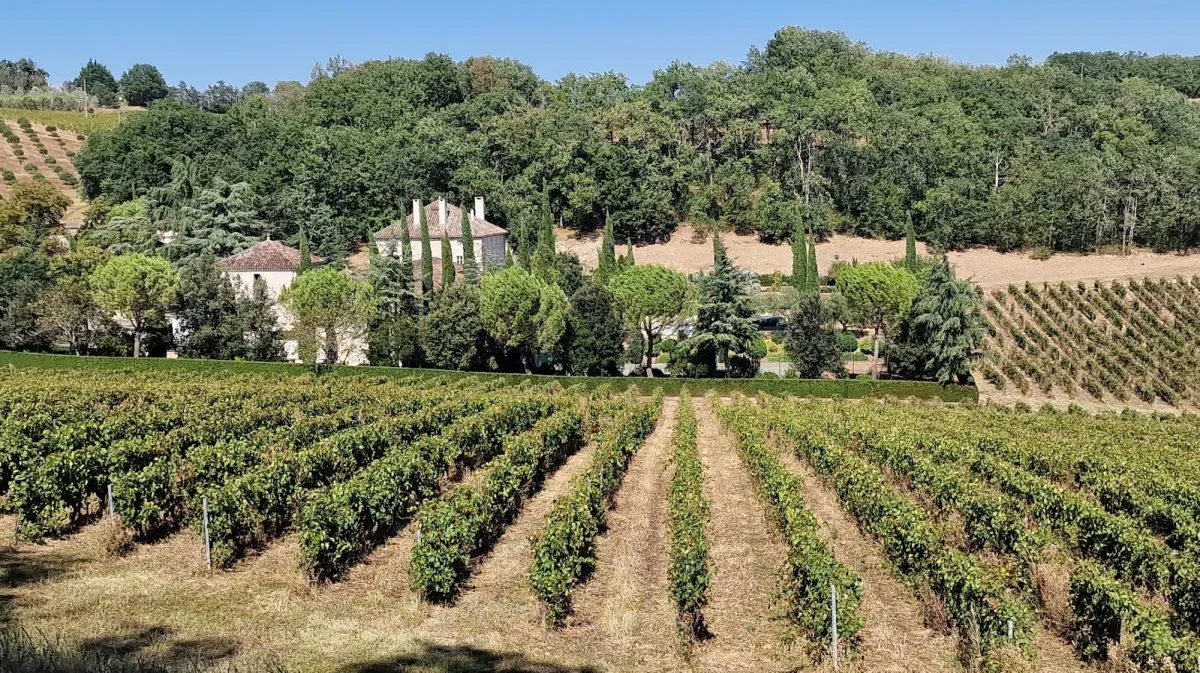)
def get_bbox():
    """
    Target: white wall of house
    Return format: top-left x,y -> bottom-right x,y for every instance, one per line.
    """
227,270 -> 297,302
376,236 -> 506,266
